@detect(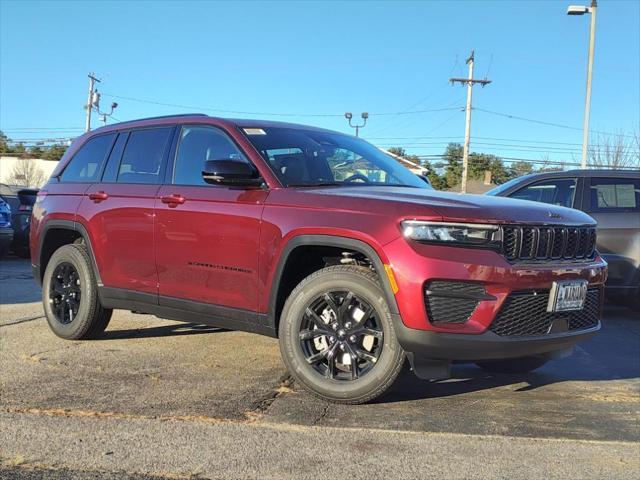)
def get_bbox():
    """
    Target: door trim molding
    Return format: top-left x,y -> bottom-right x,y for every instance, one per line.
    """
98,286 -> 275,337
